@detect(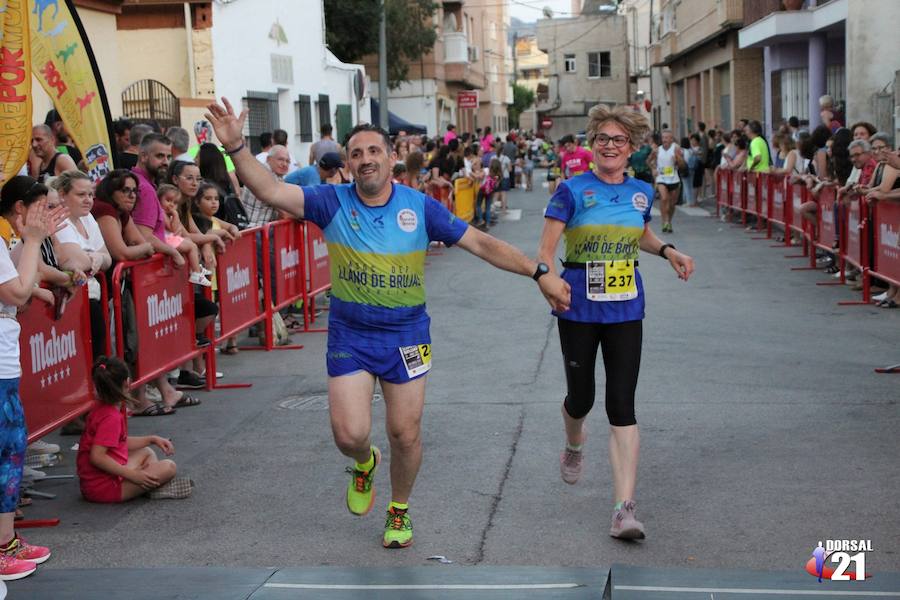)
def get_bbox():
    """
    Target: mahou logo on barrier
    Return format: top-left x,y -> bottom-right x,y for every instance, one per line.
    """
226,264 -> 251,302
147,290 -> 183,336
29,326 -> 77,389
218,234 -> 261,336
306,222 -> 331,294
881,222 -> 899,260
131,260 -> 194,381
19,288 -> 94,437
877,201 -> 900,279
274,221 -> 303,304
